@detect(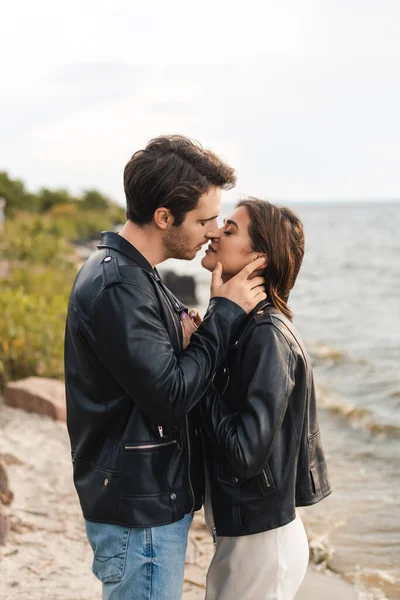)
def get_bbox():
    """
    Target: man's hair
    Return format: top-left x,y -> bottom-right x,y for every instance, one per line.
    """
237,198 -> 305,321
124,135 -> 236,226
